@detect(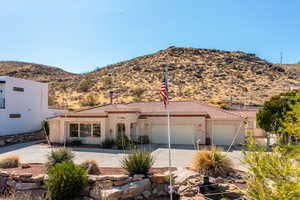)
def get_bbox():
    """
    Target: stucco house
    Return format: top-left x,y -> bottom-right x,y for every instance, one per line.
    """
48,101 -> 266,146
